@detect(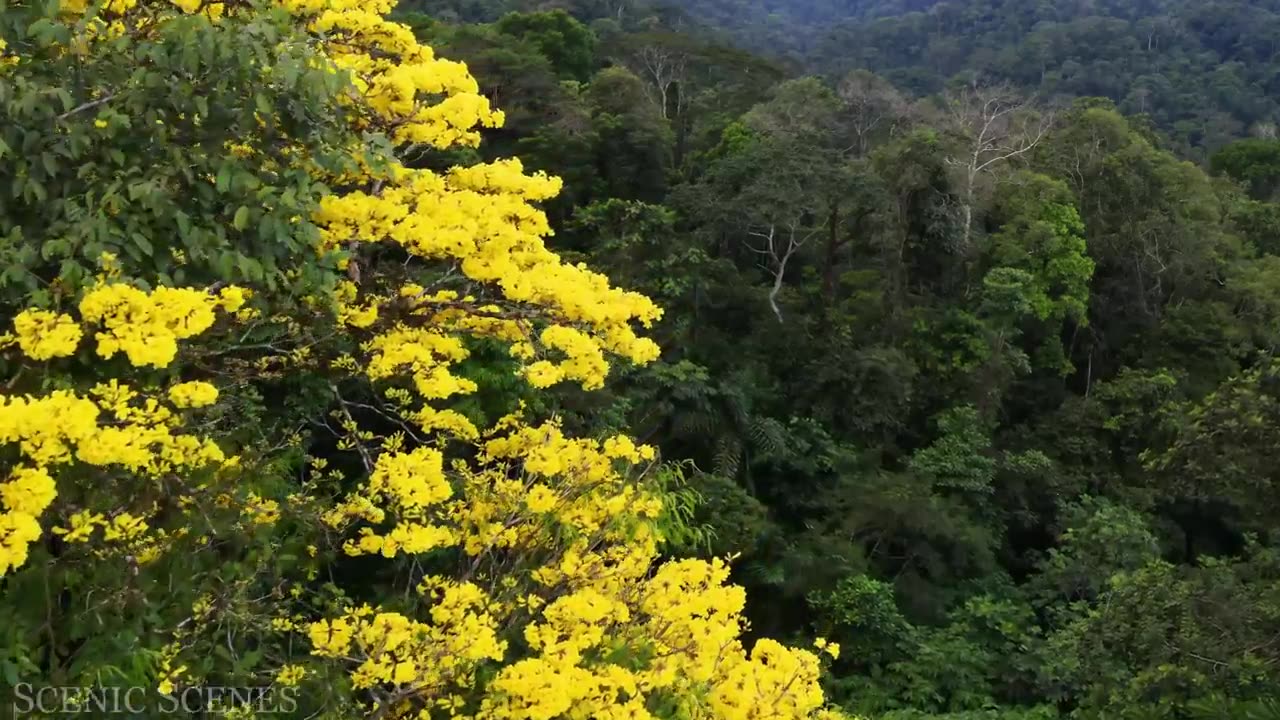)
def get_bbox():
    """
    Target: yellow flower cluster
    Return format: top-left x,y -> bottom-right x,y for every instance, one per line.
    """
277,0 -> 503,147
365,326 -> 476,400
11,309 -> 82,360
216,286 -> 249,313
275,664 -> 306,687
156,643 -> 188,696
308,581 -> 507,694
53,510 -> 151,546
79,283 -> 243,368
0,37 -> 17,69
453,421 -> 659,559
168,0 -> 225,19
315,547 -> 837,720
241,492 -> 281,526
59,0 -> 225,20
0,467 -> 56,575
287,0 -> 660,395
313,158 -> 662,391
103,512 -> 150,542
58,0 -> 138,16
0,382 -> 227,575
484,557 -> 831,720
312,396 -> 840,717
334,280 -> 380,328
525,325 -> 610,390
0,286 -> 233,576
327,447 -> 459,558
168,381 -> 219,408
